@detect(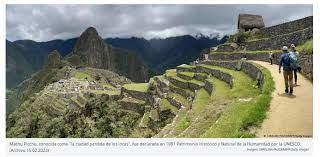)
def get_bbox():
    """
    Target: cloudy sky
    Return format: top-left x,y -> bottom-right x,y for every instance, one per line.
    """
6,4 -> 312,41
